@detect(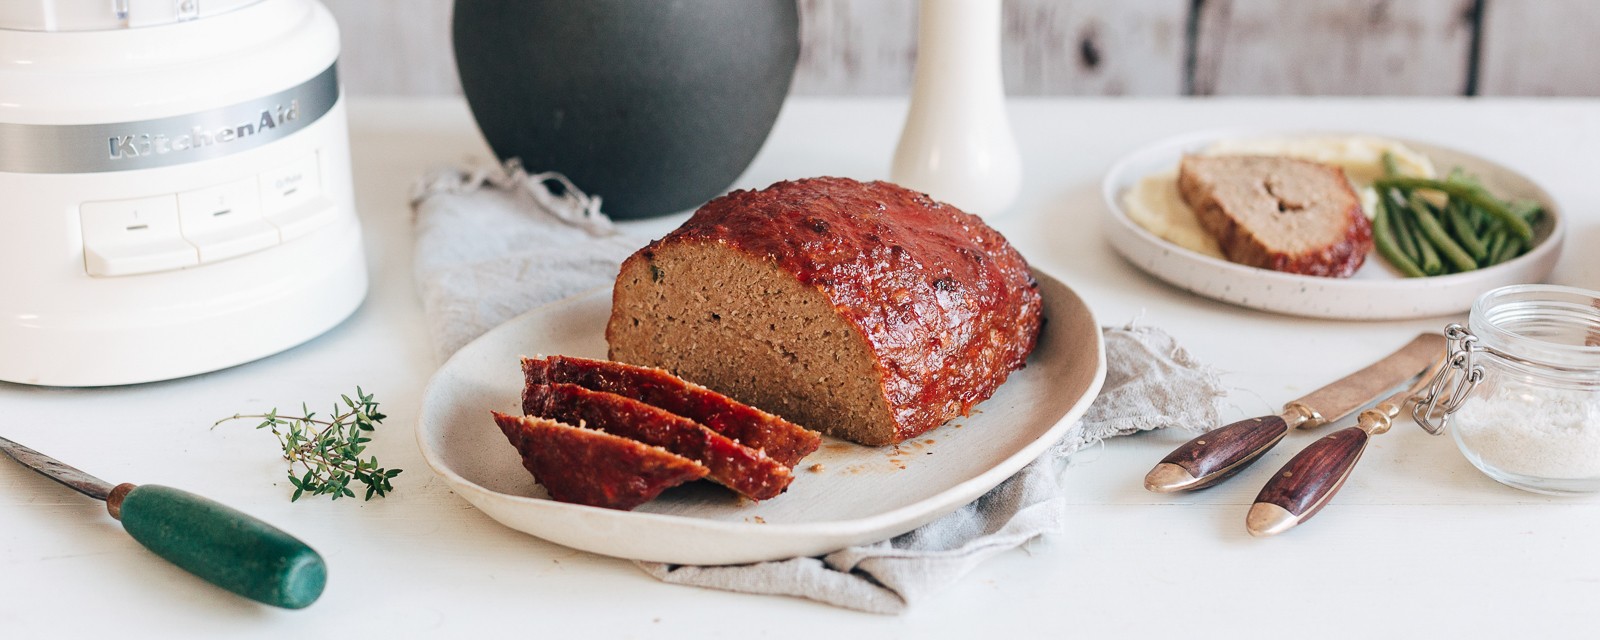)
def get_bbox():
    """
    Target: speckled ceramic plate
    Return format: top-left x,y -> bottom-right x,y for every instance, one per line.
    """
416,270 -> 1104,565
1102,129 -> 1564,319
